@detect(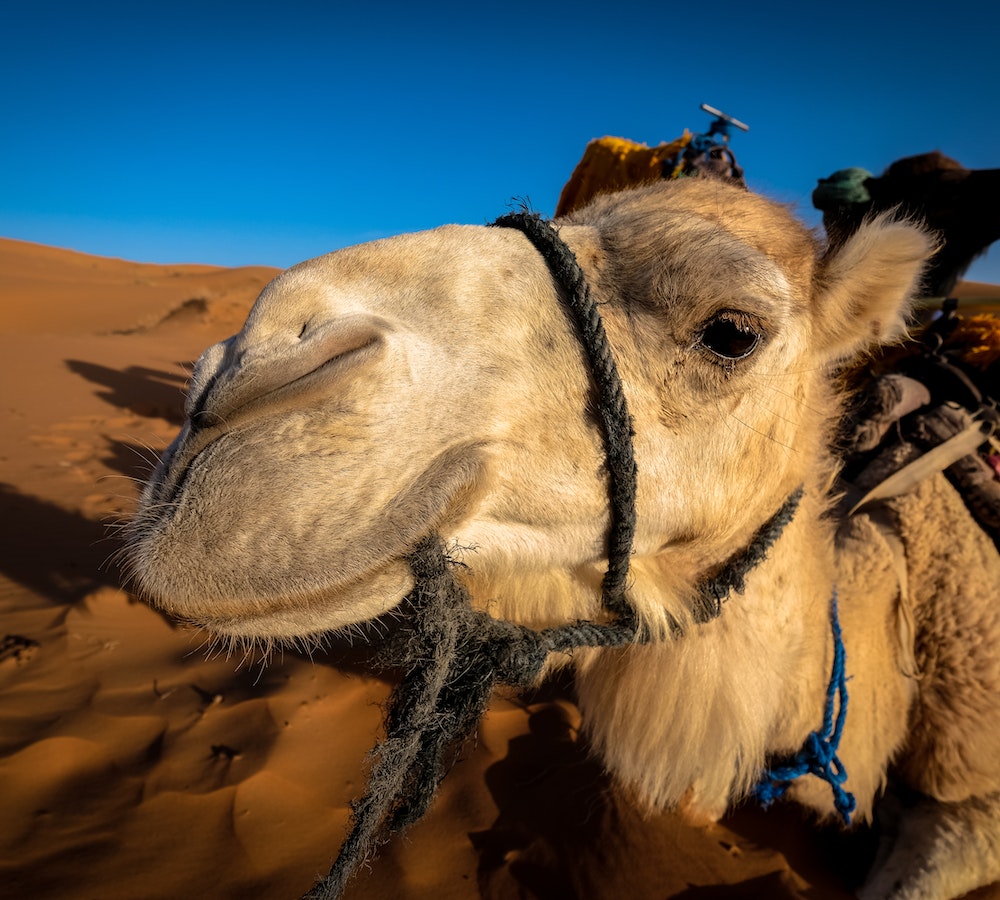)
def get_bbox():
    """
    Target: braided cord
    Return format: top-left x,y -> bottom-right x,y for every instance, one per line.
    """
693,487 -> 804,622
493,212 -> 638,623
754,591 -> 856,824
